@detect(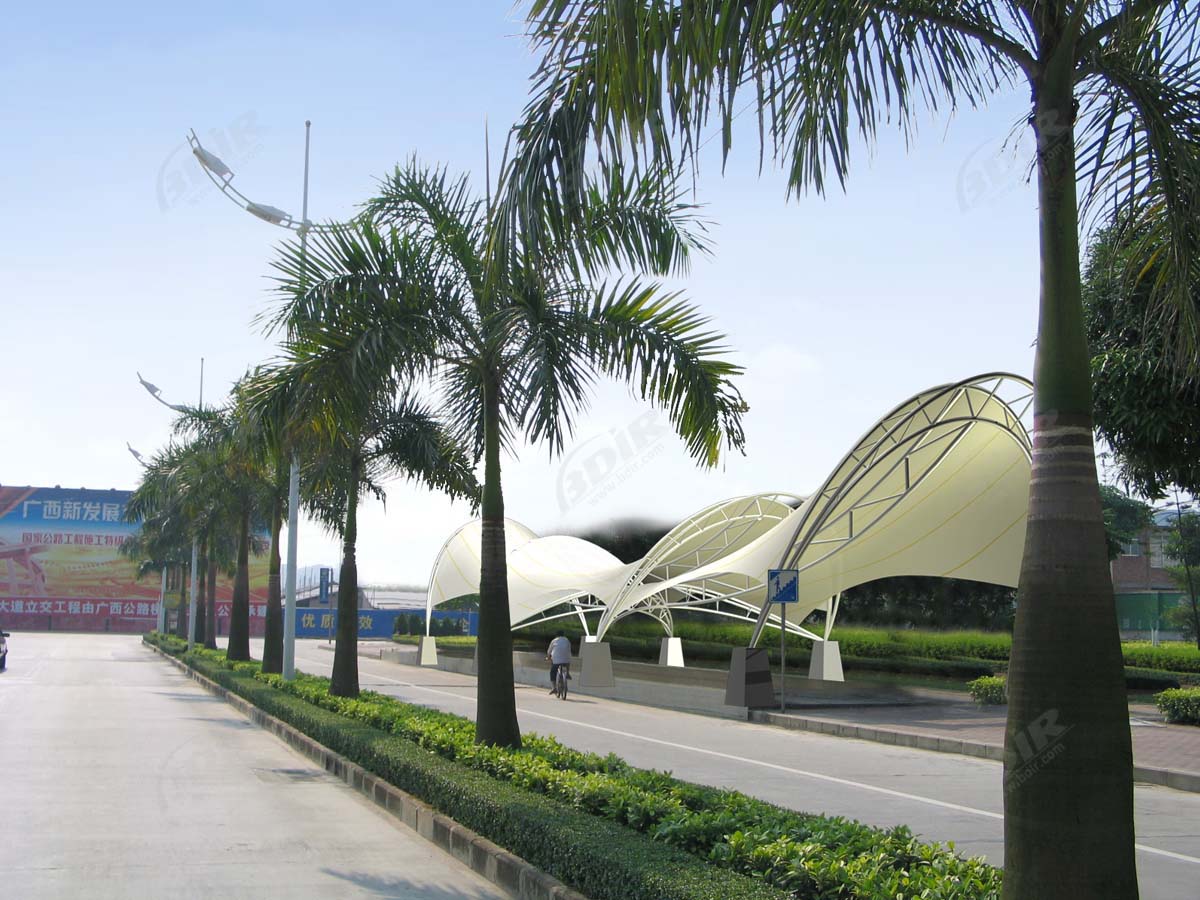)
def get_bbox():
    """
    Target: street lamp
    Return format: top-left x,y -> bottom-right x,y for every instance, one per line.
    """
188,123 -> 336,680
135,363 -> 203,649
